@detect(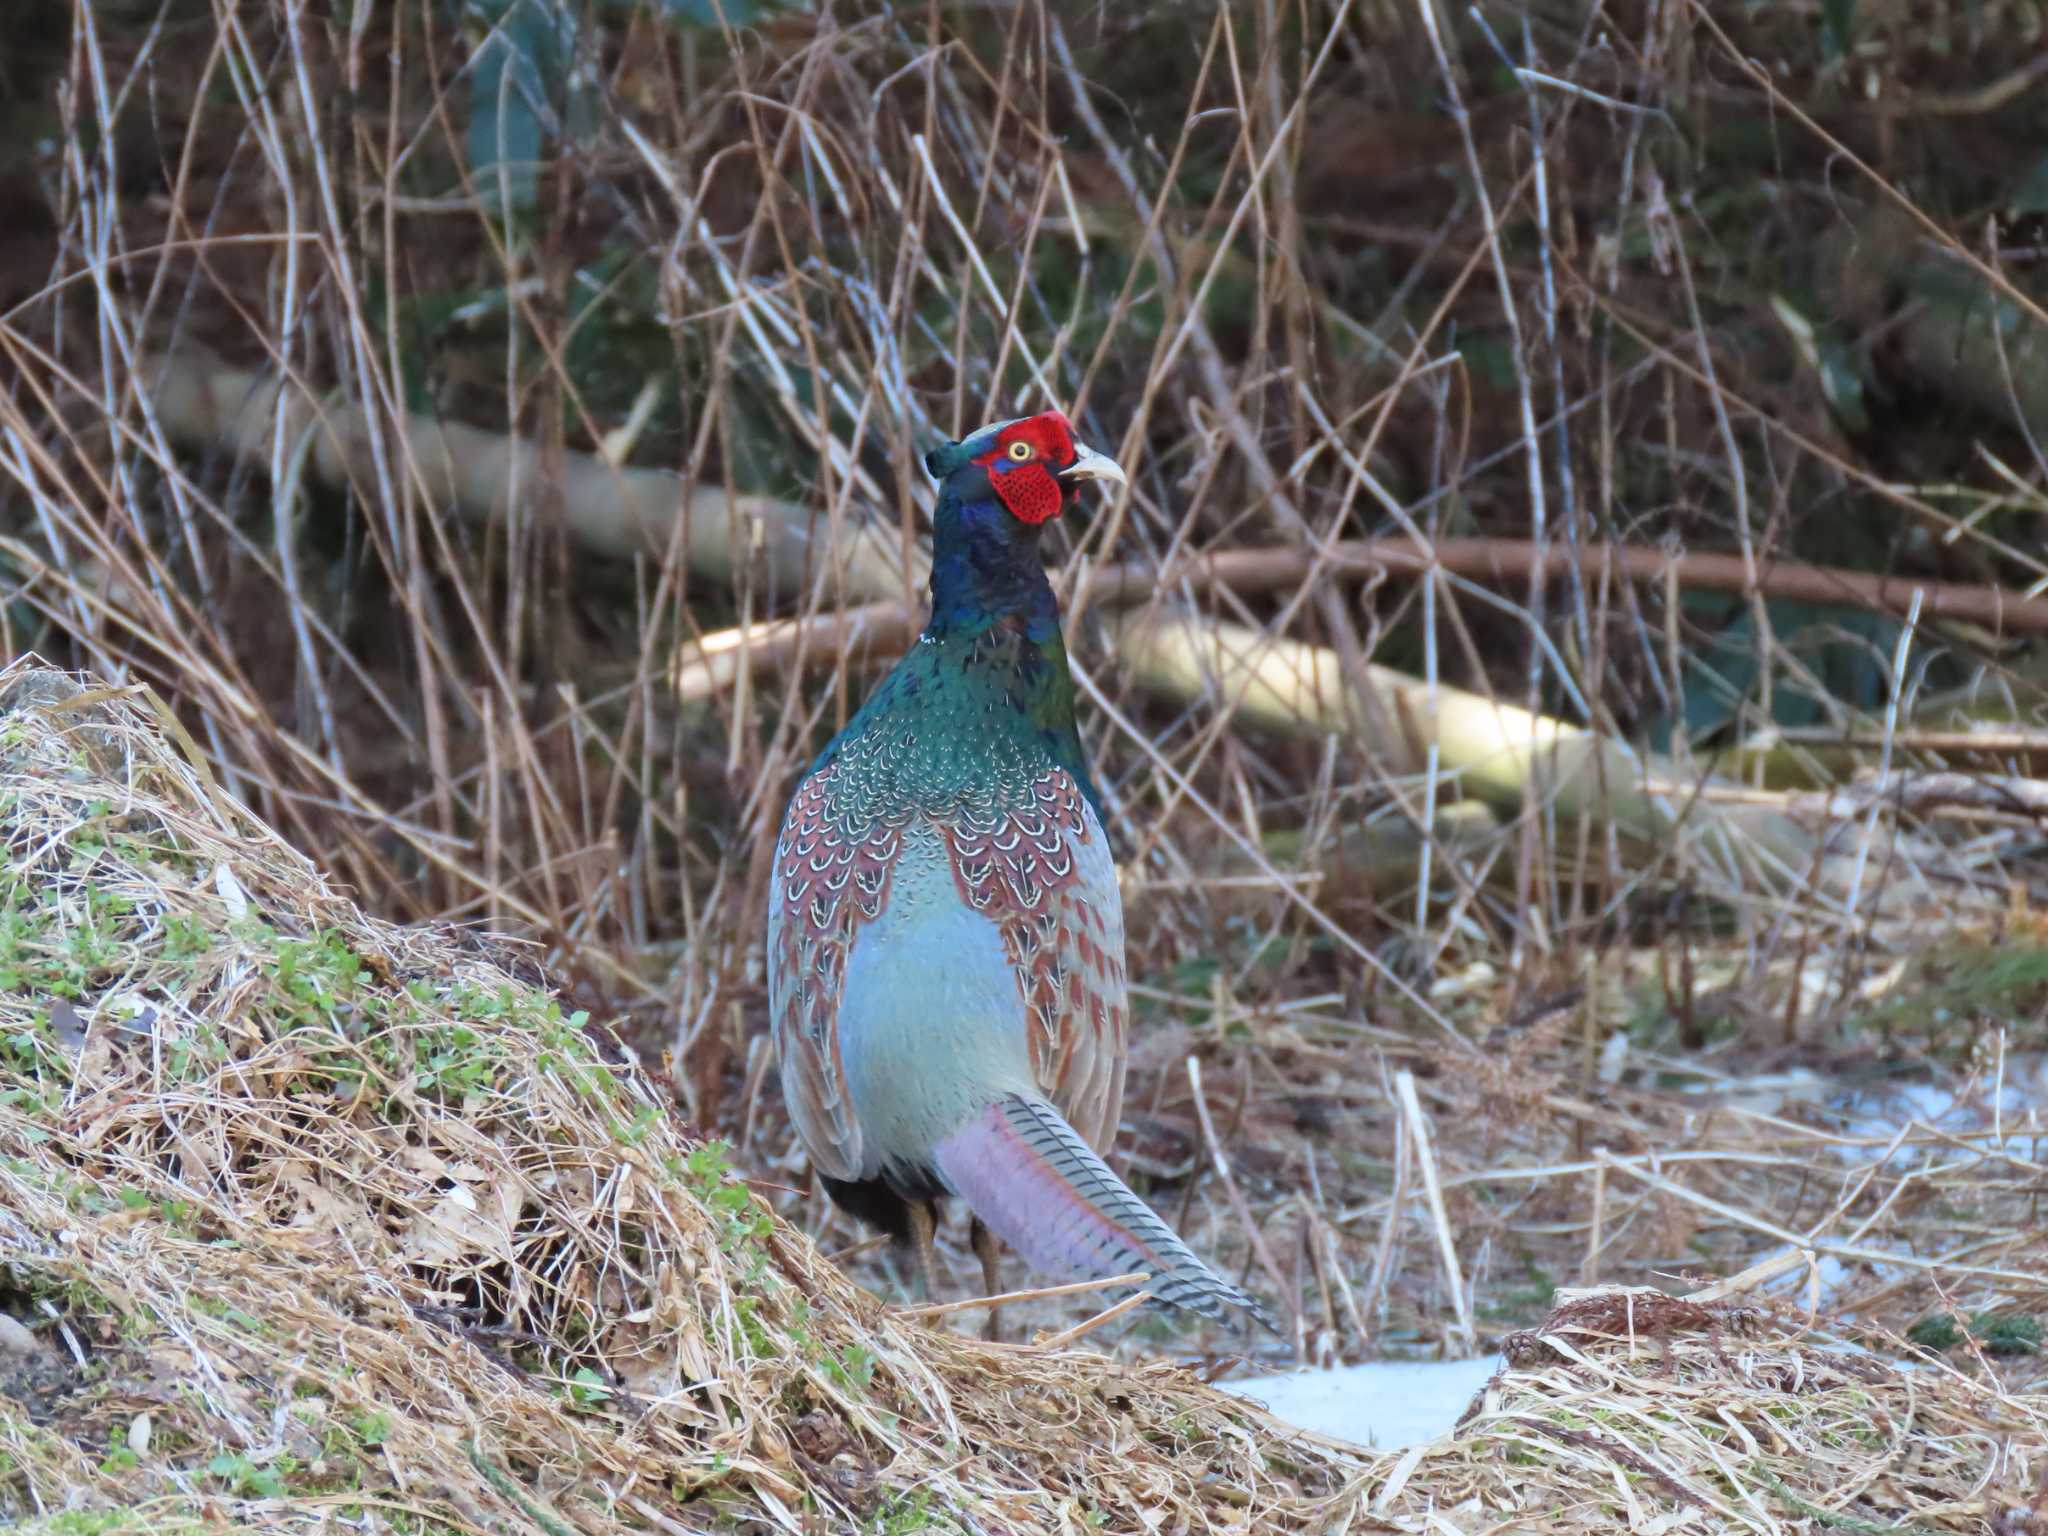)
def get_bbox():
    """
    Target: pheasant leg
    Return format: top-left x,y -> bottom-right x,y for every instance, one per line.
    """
969,1216 -> 1004,1343
903,1199 -> 941,1303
